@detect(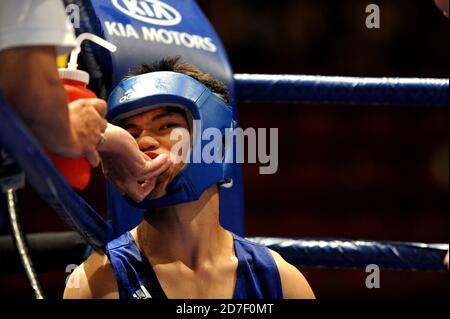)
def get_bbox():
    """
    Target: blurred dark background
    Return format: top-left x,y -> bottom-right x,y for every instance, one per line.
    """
0,0 -> 448,298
